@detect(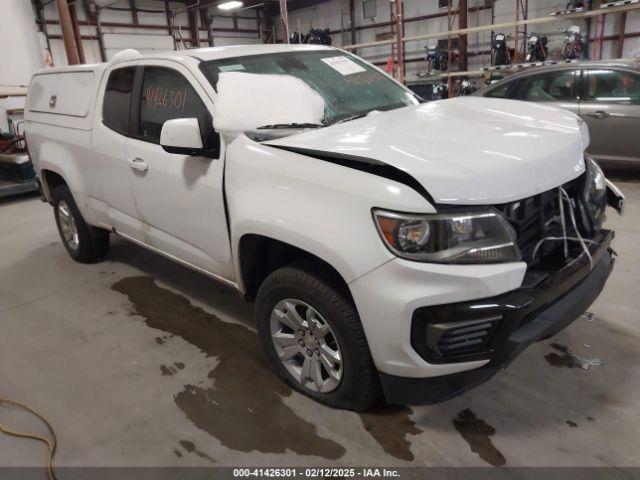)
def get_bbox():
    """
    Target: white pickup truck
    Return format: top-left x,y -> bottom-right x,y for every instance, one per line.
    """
24,45 -> 624,410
